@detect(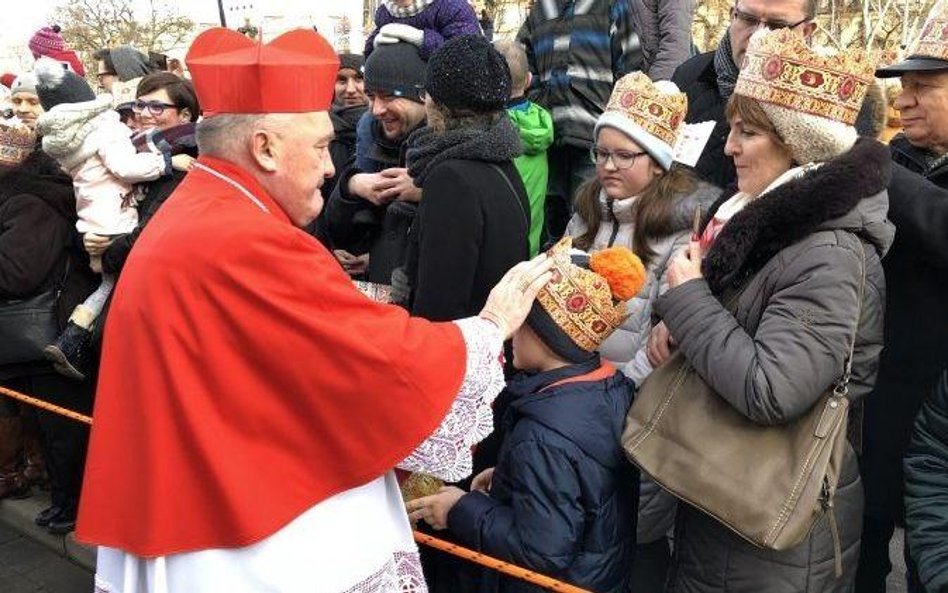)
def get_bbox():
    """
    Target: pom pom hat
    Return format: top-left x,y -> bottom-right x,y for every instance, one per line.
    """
526,237 -> 647,363
734,28 -> 874,165
185,28 -> 340,115
34,57 -> 95,111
